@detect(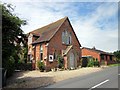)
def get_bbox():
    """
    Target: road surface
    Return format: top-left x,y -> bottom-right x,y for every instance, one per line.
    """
46,66 -> 119,89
